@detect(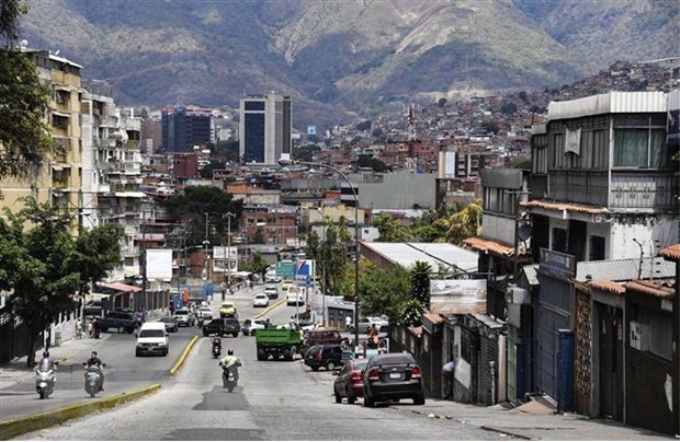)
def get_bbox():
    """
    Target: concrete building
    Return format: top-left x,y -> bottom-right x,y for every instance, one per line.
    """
239,93 -> 292,165
0,51 -> 83,225
161,105 -> 214,153
140,117 -> 162,154
343,170 -> 437,210
525,91 -> 679,412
